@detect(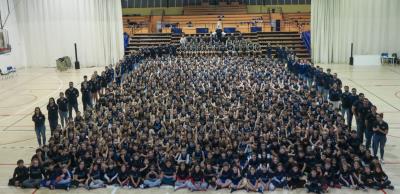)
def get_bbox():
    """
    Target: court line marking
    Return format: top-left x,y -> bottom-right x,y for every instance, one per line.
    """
1,75 -> 64,131
347,78 -> 400,112
111,186 -> 119,194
